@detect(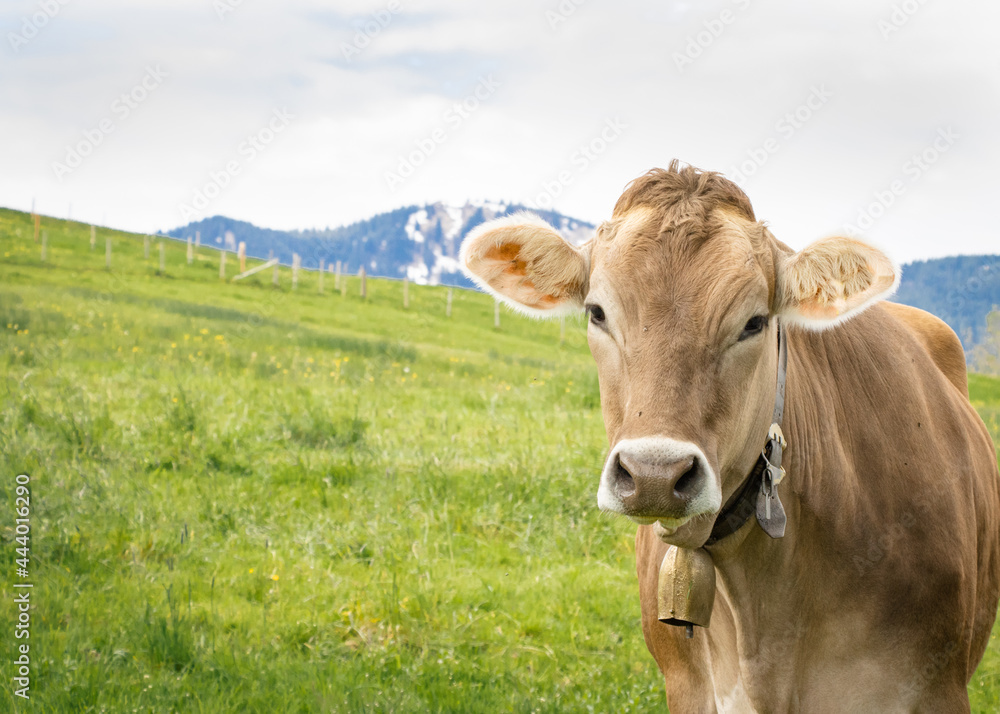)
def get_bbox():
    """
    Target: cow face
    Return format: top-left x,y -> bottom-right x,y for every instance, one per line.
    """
461,164 -> 898,549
